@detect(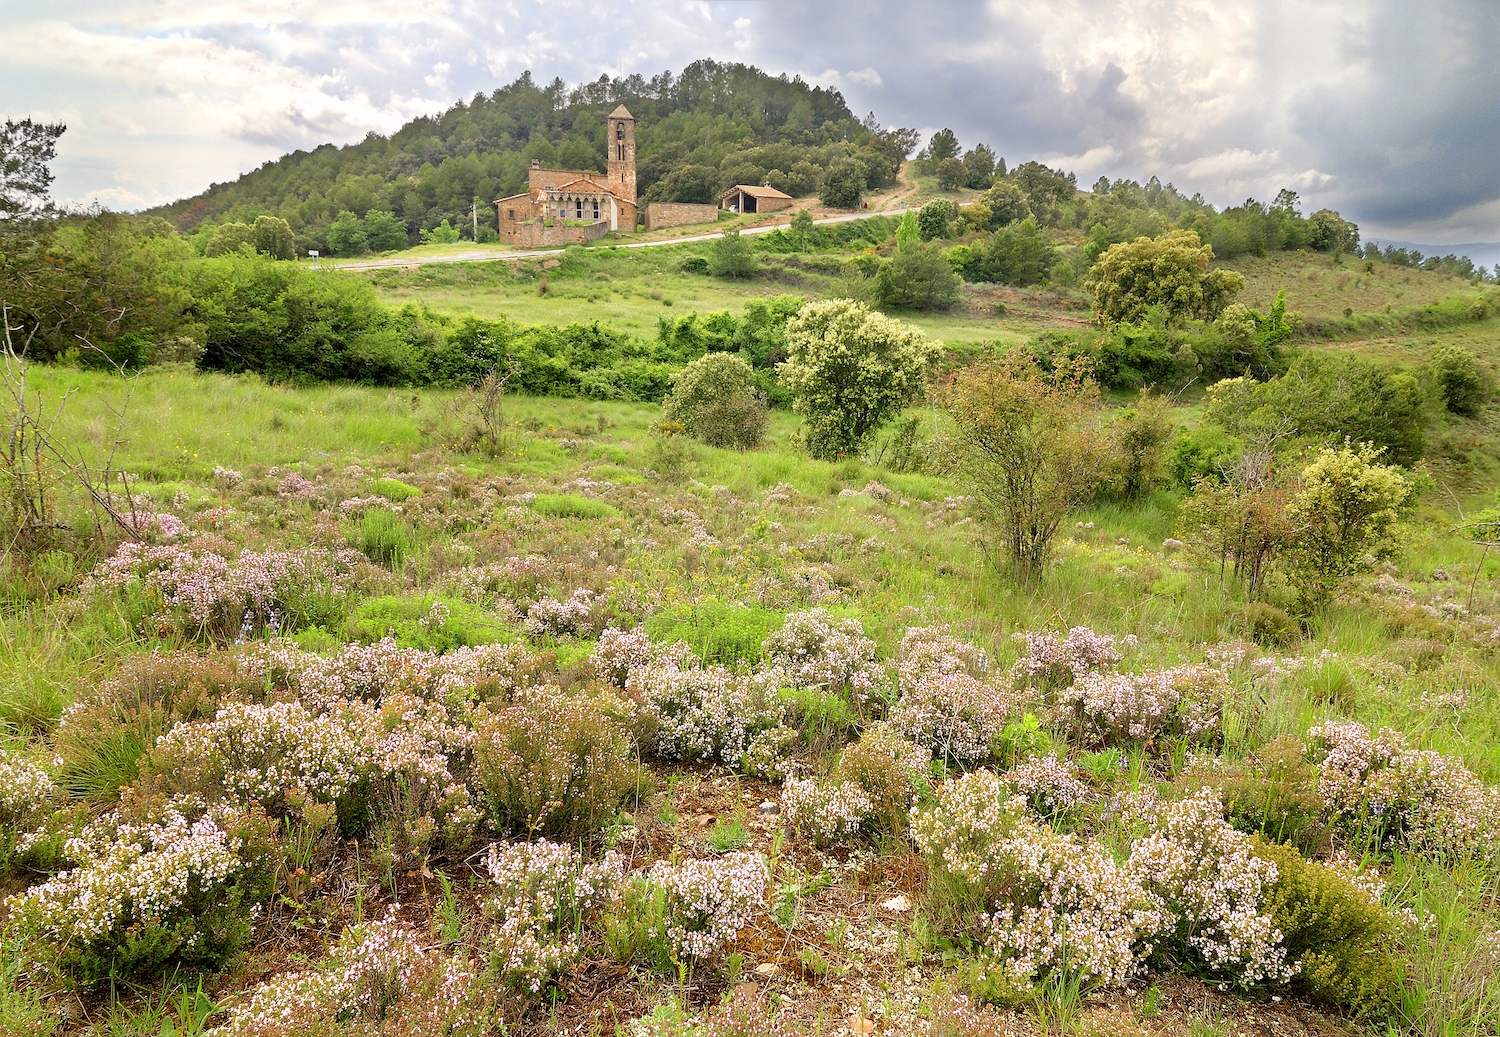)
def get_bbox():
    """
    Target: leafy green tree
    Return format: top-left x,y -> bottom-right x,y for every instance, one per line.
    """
959,202 -> 992,234
875,244 -> 961,312
1428,344 -> 1487,417
980,218 -> 1056,286
250,215 -> 296,260
423,219 -> 461,244
895,211 -> 920,252
1086,230 -> 1245,324
661,352 -> 765,448
326,210 -> 368,255
1203,353 -> 1427,465
938,352 -> 1112,584
1011,161 -> 1076,225
820,161 -> 865,209
789,209 -> 814,251
935,159 -> 966,192
1307,209 -> 1360,253
708,228 -> 756,279
363,210 -> 409,252
982,180 -> 1031,228
778,299 -> 939,459
1,118 -> 66,219
1286,443 -> 1413,606
916,199 -> 957,240
926,128 -> 960,163
657,164 -> 721,204
962,145 -> 996,189
204,222 -> 256,258
1108,391 -> 1175,499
